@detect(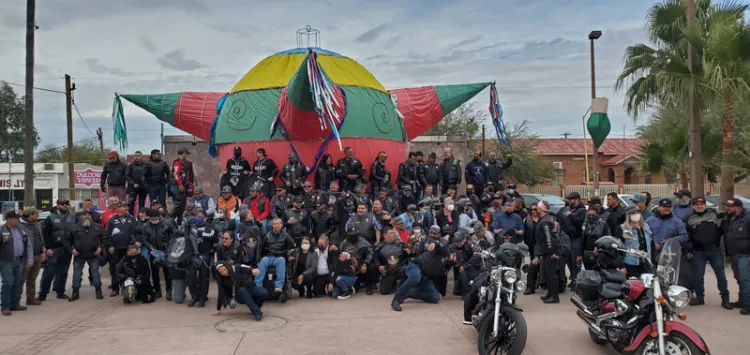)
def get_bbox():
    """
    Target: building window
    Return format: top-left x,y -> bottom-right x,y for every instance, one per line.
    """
607,168 -> 616,183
